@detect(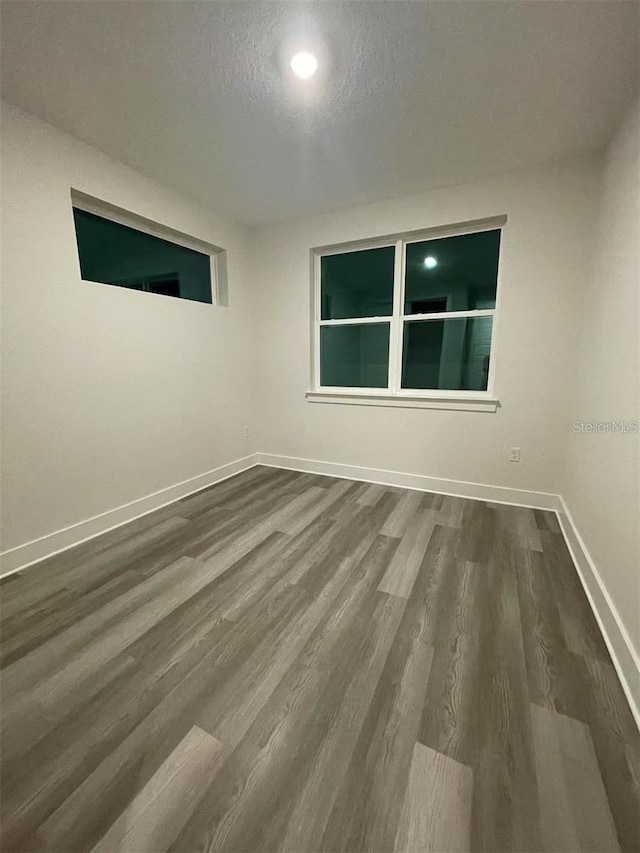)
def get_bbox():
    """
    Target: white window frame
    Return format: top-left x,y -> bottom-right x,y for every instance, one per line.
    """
307,216 -> 506,412
70,189 -> 229,306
